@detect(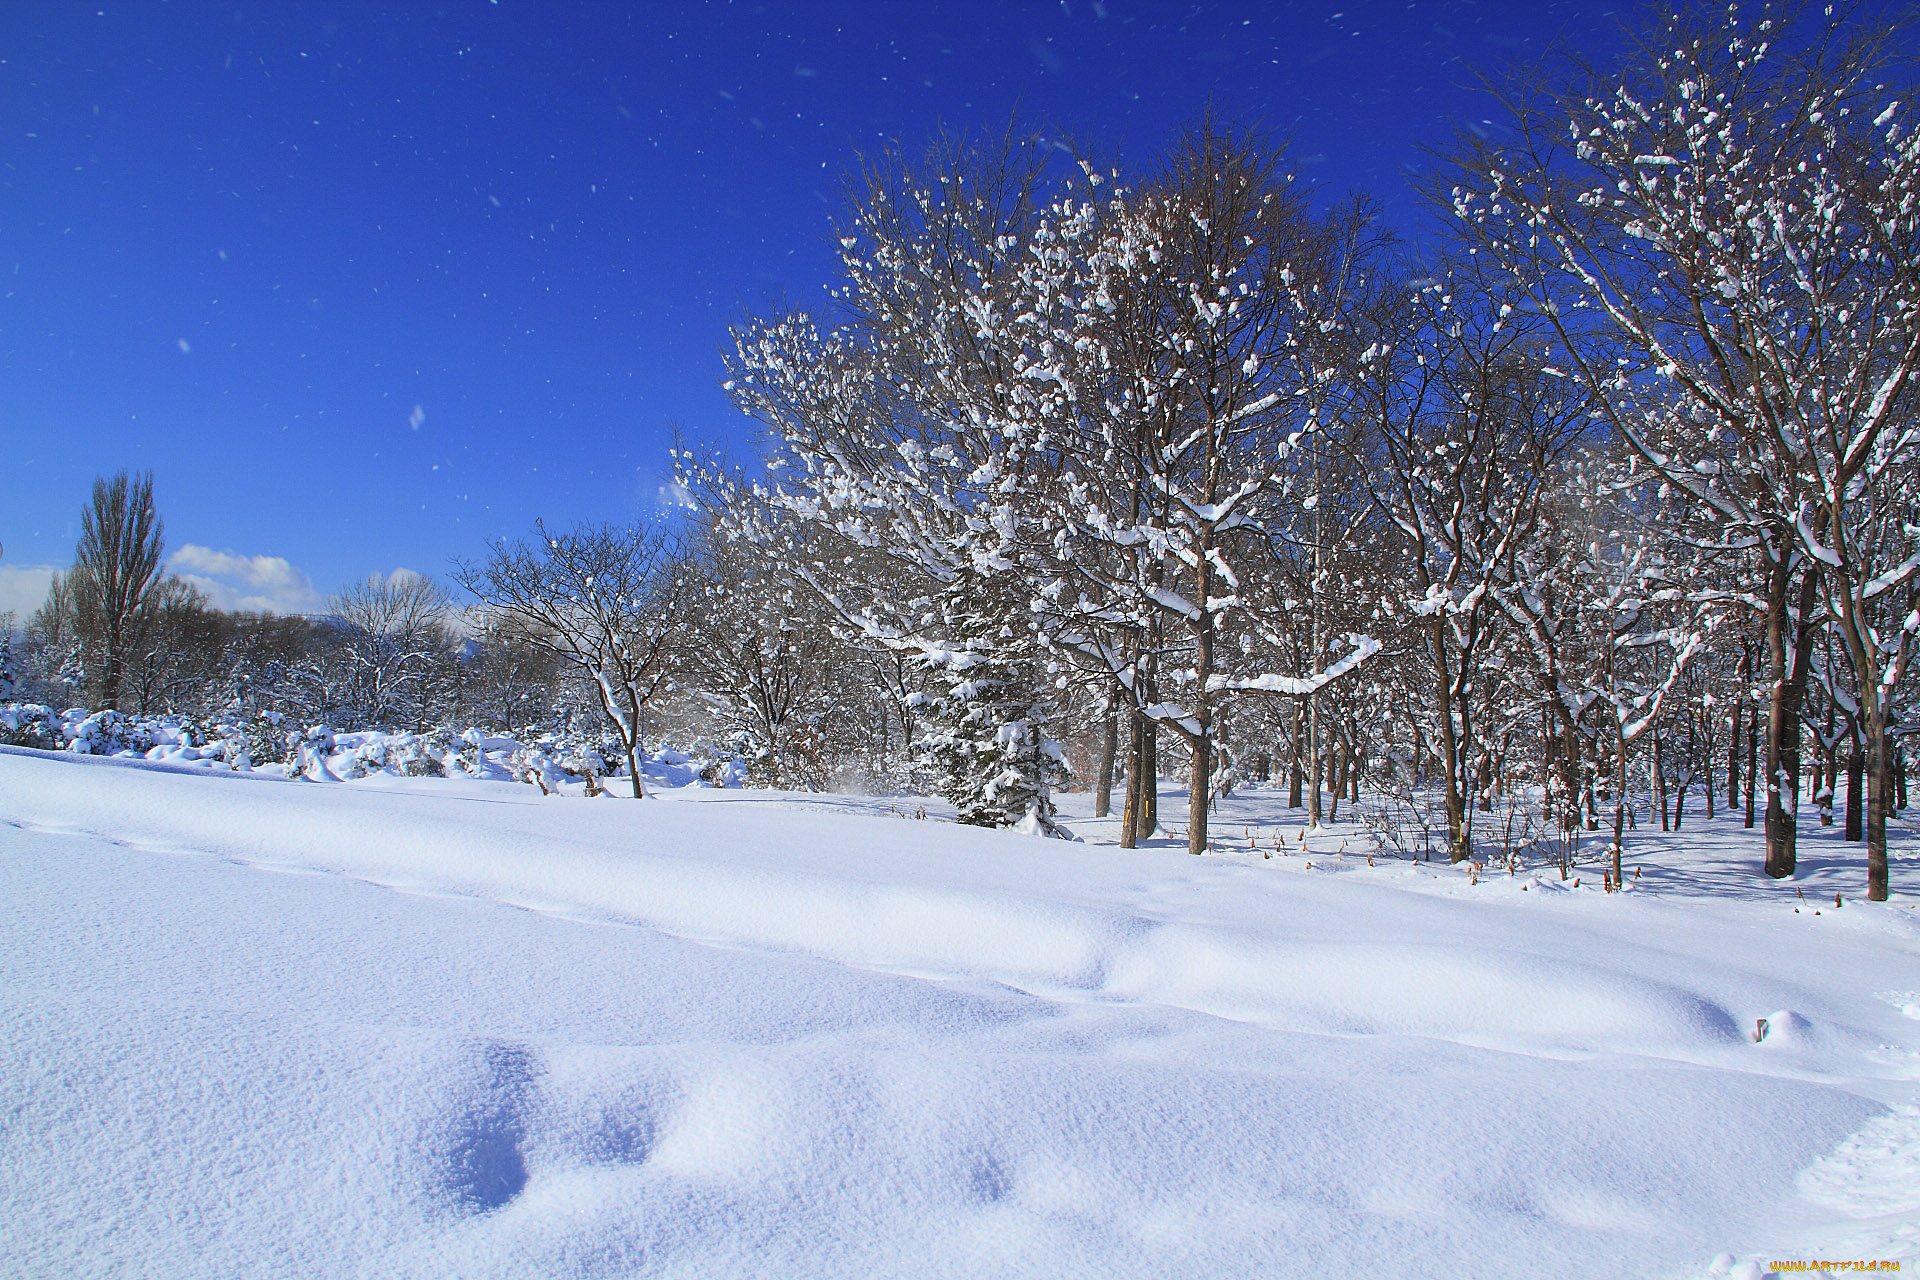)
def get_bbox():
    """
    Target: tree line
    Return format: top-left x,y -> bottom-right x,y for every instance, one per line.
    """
3,3 -> 1914,898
